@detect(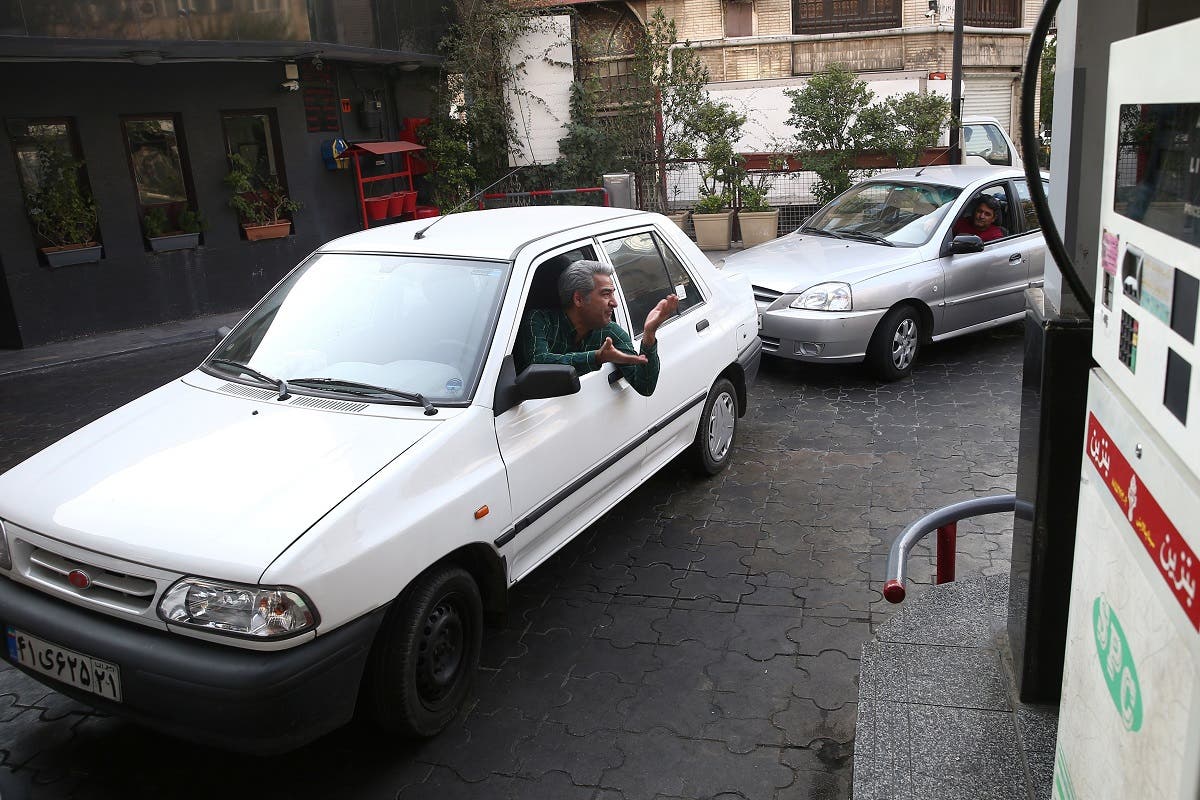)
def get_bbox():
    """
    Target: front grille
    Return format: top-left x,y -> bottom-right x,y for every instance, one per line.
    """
27,547 -> 158,613
752,286 -> 782,305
